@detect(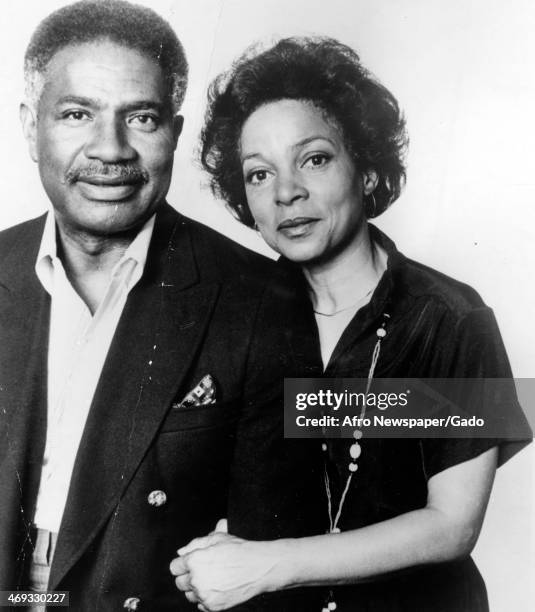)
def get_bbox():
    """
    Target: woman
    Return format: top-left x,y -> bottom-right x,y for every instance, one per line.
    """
170,37 -> 531,612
